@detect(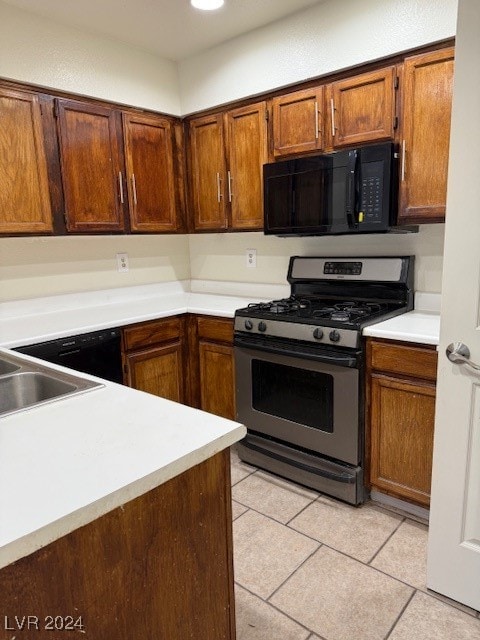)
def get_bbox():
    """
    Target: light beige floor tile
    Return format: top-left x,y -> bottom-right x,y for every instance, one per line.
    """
233,510 -> 319,599
230,451 -> 257,485
235,584 -> 310,640
232,500 -> 249,520
371,519 -> 428,589
389,591 -> 480,640
289,496 -> 403,562
232,471 -> 318,524
270,546 -> 412,640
